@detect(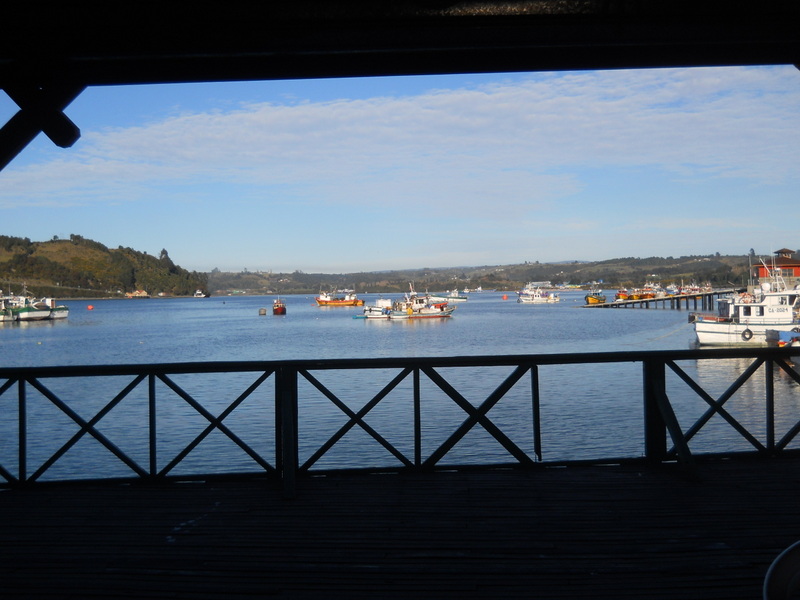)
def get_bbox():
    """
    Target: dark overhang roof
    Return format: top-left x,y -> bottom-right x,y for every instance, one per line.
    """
1,0 -> 799,170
